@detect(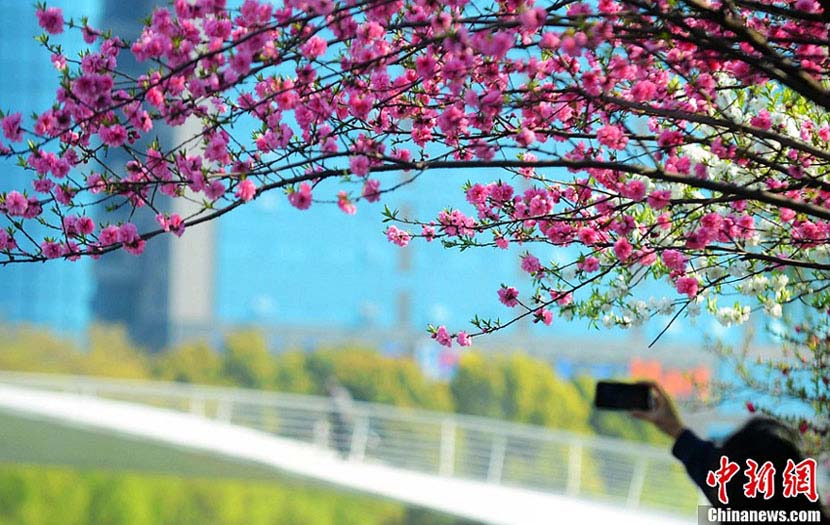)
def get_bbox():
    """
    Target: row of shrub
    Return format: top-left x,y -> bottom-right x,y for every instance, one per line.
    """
0,463 -> 475,525
0,324 -> 668,444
